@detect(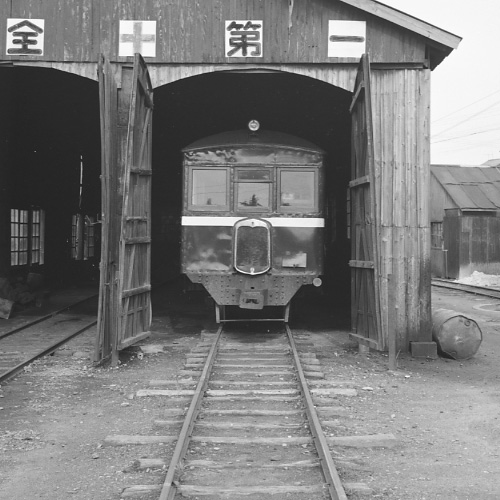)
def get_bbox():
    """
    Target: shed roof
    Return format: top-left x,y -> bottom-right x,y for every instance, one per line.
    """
431,165 -> 500,211
482,159 -> 500,167
340,0 -> 462,68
